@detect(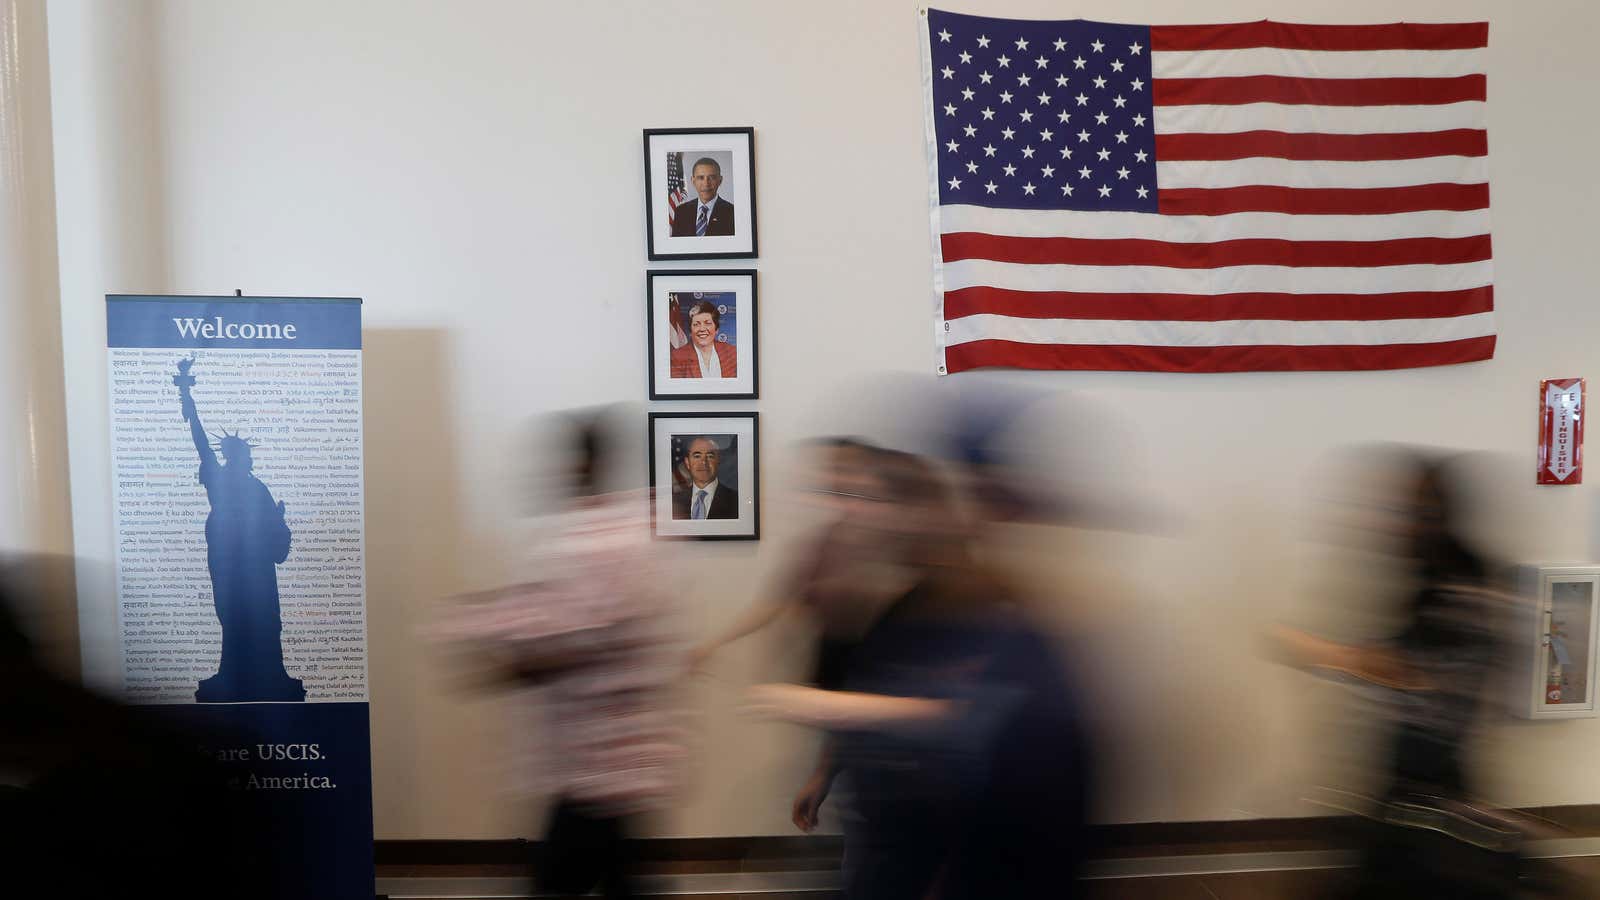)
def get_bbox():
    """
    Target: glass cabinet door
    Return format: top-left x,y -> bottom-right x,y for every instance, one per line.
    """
1544,578 -> 1595,709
